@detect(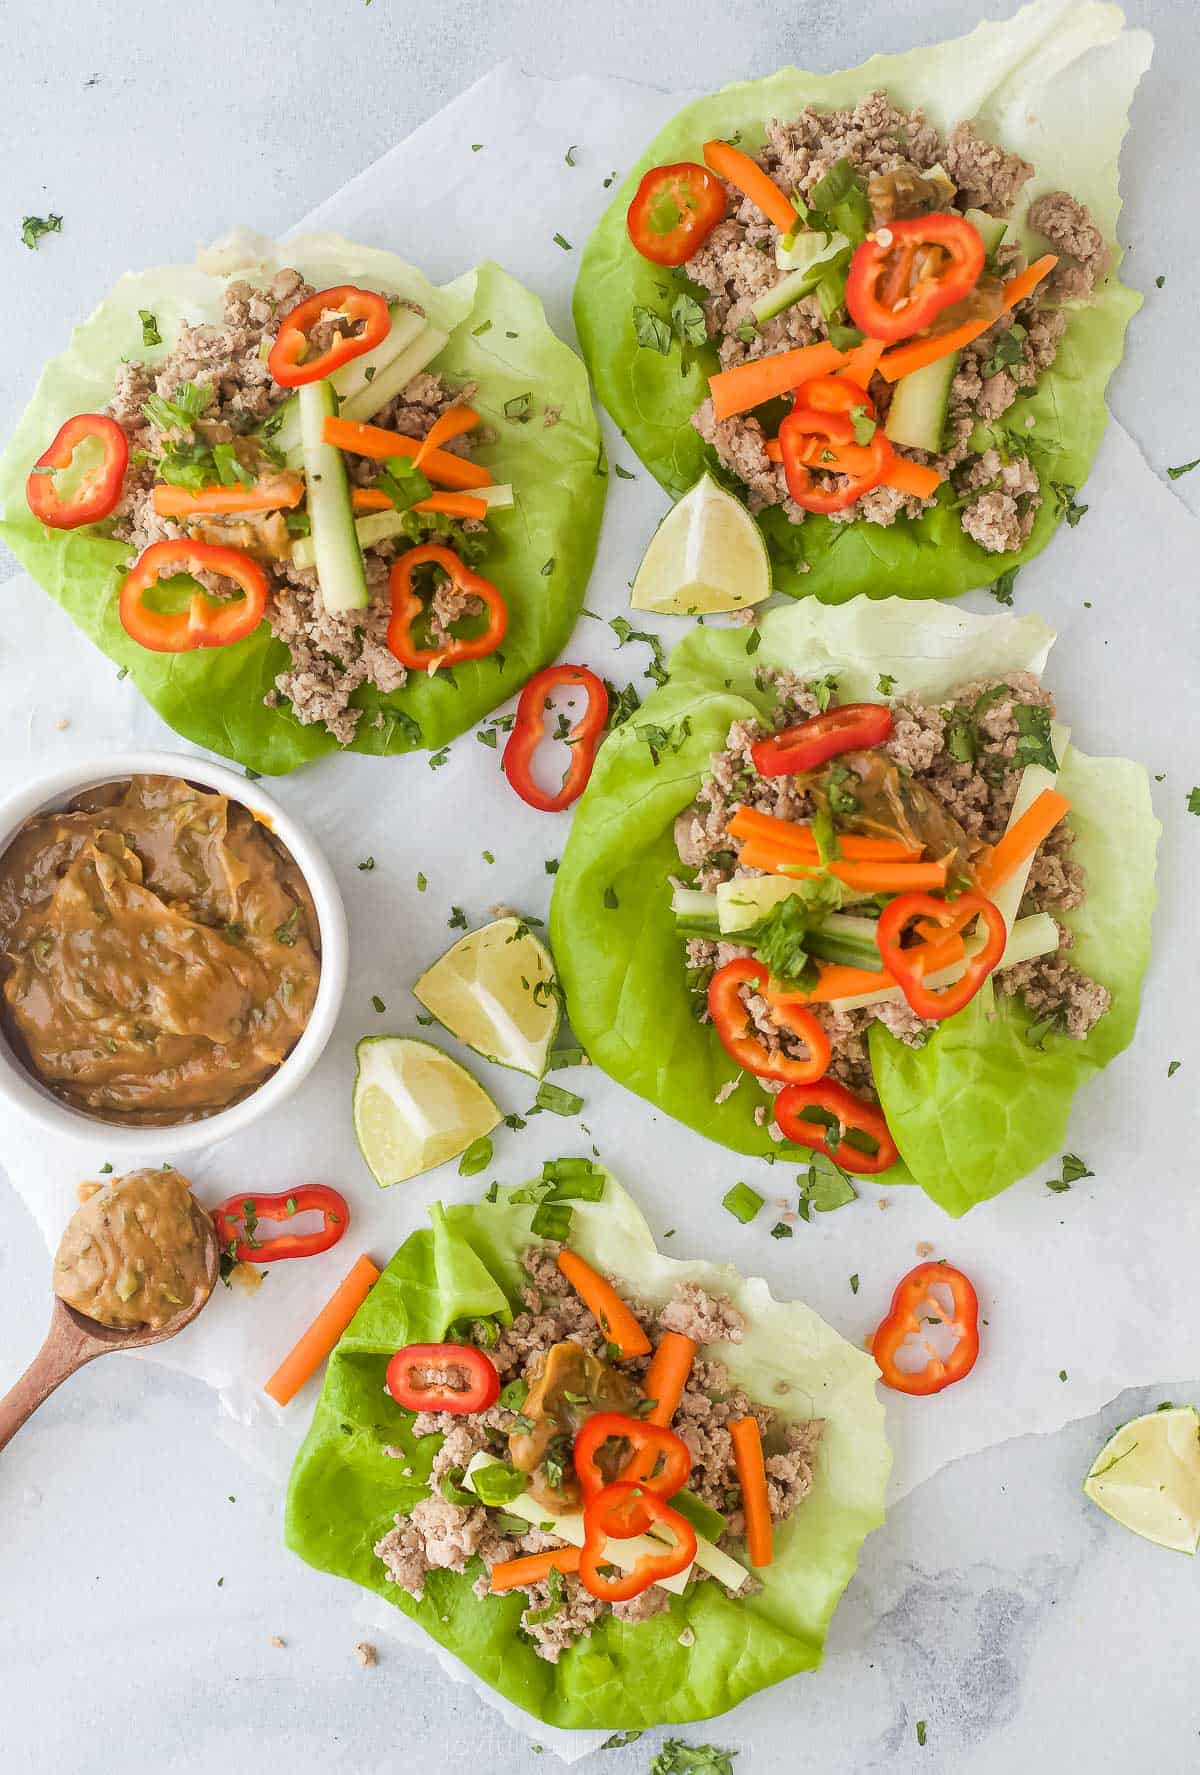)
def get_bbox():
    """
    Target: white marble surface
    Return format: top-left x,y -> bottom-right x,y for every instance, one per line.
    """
1,2 -> 1198,1770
